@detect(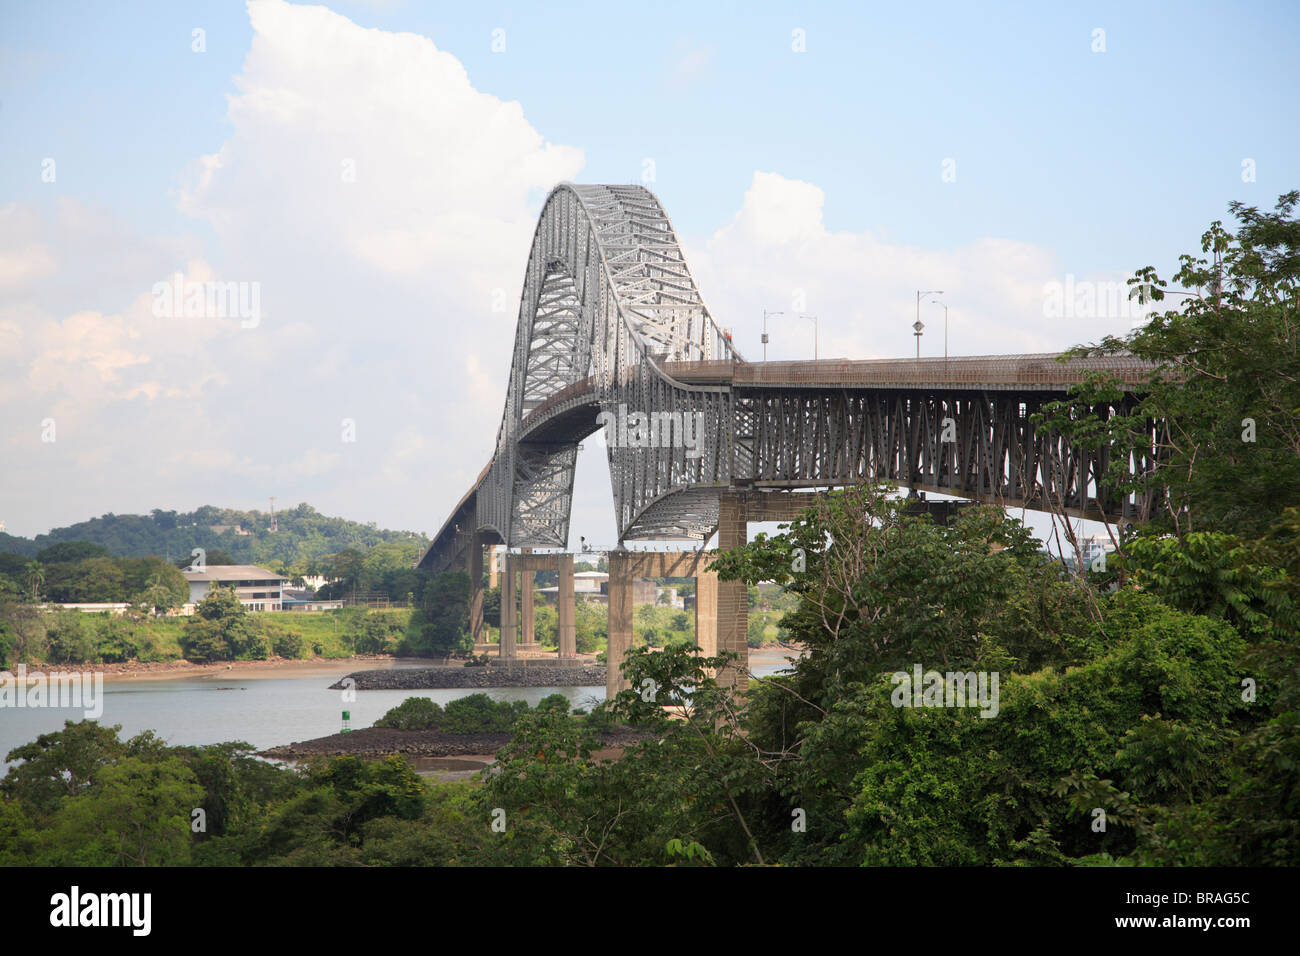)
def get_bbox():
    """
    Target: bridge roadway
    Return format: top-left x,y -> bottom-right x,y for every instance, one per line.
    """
421,352 -> 1158,699
412,182 -> 1161,697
